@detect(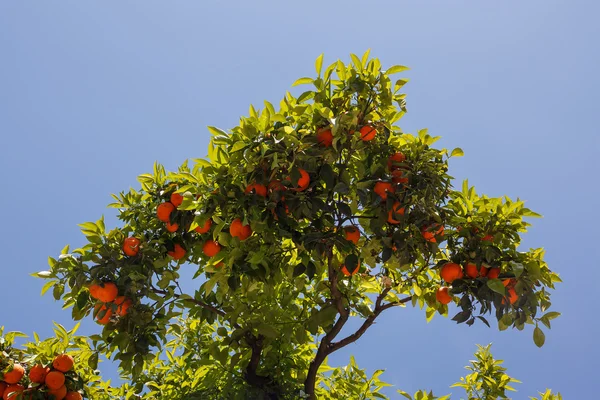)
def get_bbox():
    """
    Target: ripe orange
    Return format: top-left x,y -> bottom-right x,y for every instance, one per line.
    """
292,169 -> 310,191
268,180 -> 285,193
0,383 -> 5,395
2,384 -> 23,400
387,152 -> 406,170
464,263 -> 479,279
167,244 -> 186,260
482,234 -> 494,242
230,218 -> 252,241
391,169 -> 409,185
114,296 -> 132,317
440,263 -> 464,283
244,183 -> 267,197
421,224 -> 444,243
170,192 -> 183,207
195,218 -> 212,234
95,304 -> 112,325
387,202 -> 405,224
95,282 -> 118,303
2,364 -> 24,384
344,226 -> 360,245
45,371 -> 65,390
502,278 -> 516,288
374,181 -> 394,200
122,237 -> 140,257
341,263 -> 360,276
166,221 -> 179,232
157,202 -> 175,222
316,128 -> 333,147
479,266 -> 489,277
436,287 -> 452,305
487,268 -> 500,279
359,125 -> 377,141
28,364 -> 50,383
52,354 -> 74,373
47,384 -> 67,400
65,392 -> 83,400
203,240 -> 221,257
